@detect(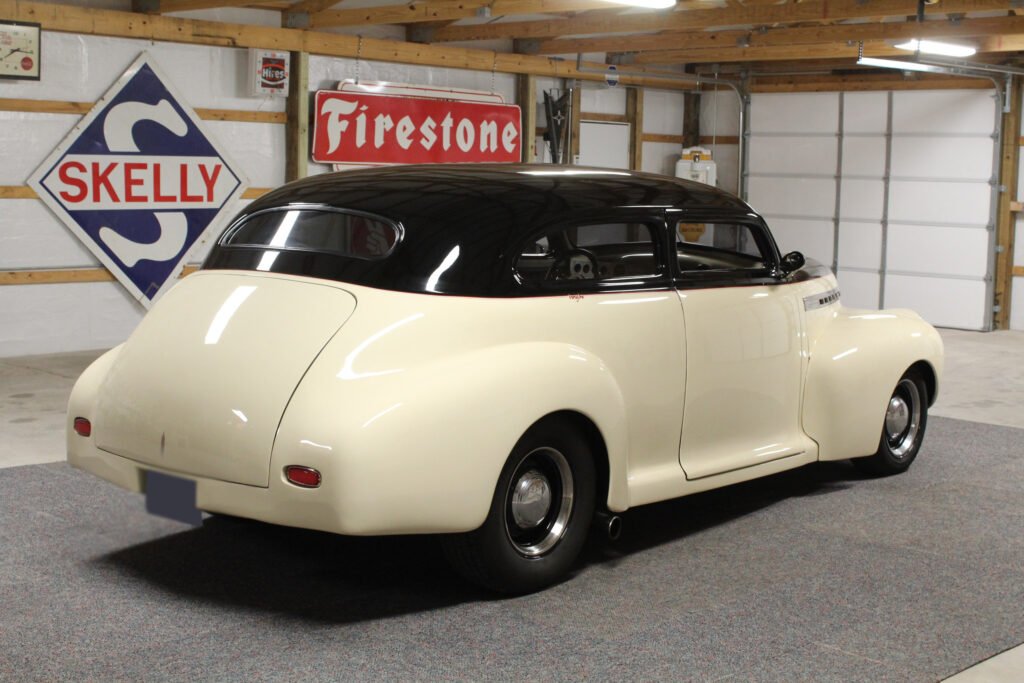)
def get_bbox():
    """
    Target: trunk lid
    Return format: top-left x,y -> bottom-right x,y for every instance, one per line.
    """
94,272 -> 356,487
